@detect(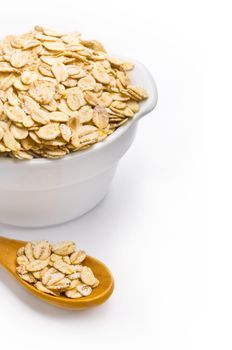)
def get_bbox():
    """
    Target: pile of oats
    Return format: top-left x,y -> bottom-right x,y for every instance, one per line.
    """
16,240 -> 99,298
0,26 -> 148,160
